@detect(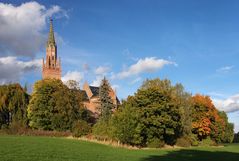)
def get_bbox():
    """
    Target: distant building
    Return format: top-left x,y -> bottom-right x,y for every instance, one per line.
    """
42,19 -> 61,79
81,82 -> 120,115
